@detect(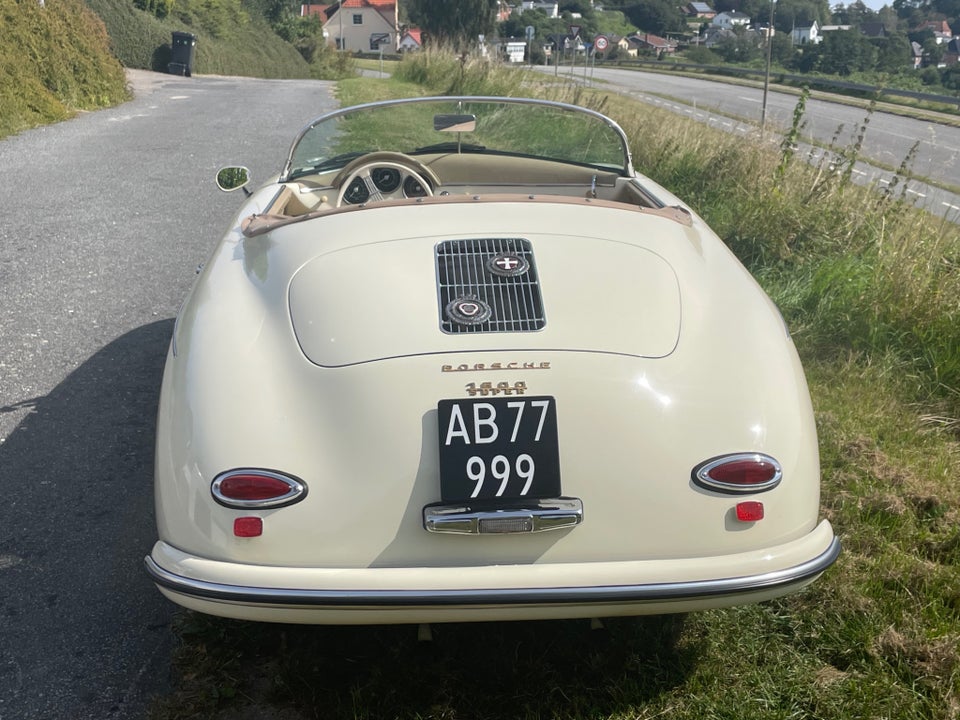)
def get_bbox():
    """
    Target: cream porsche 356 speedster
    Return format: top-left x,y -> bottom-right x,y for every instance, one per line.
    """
144,95 -> 839,624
